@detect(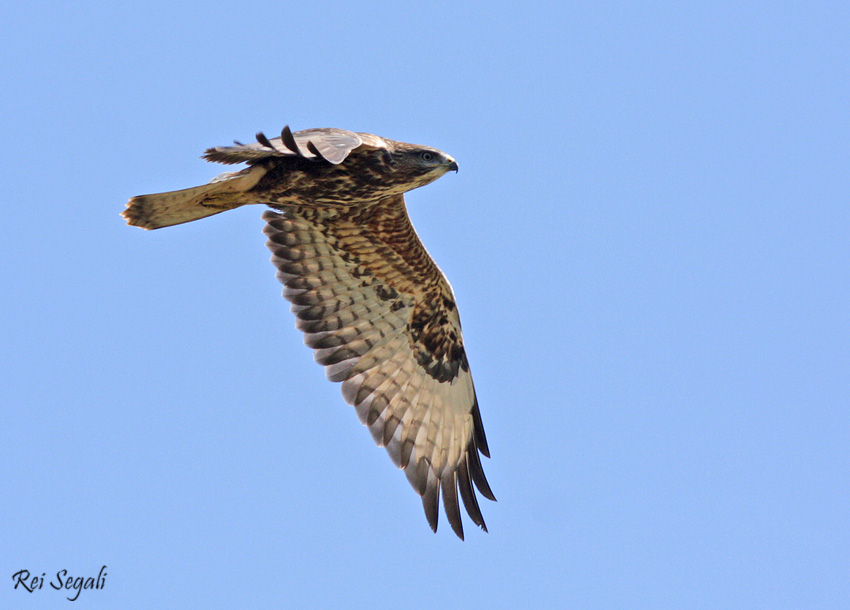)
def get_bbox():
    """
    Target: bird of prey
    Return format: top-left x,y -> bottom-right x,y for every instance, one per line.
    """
123,126 -> 494,539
